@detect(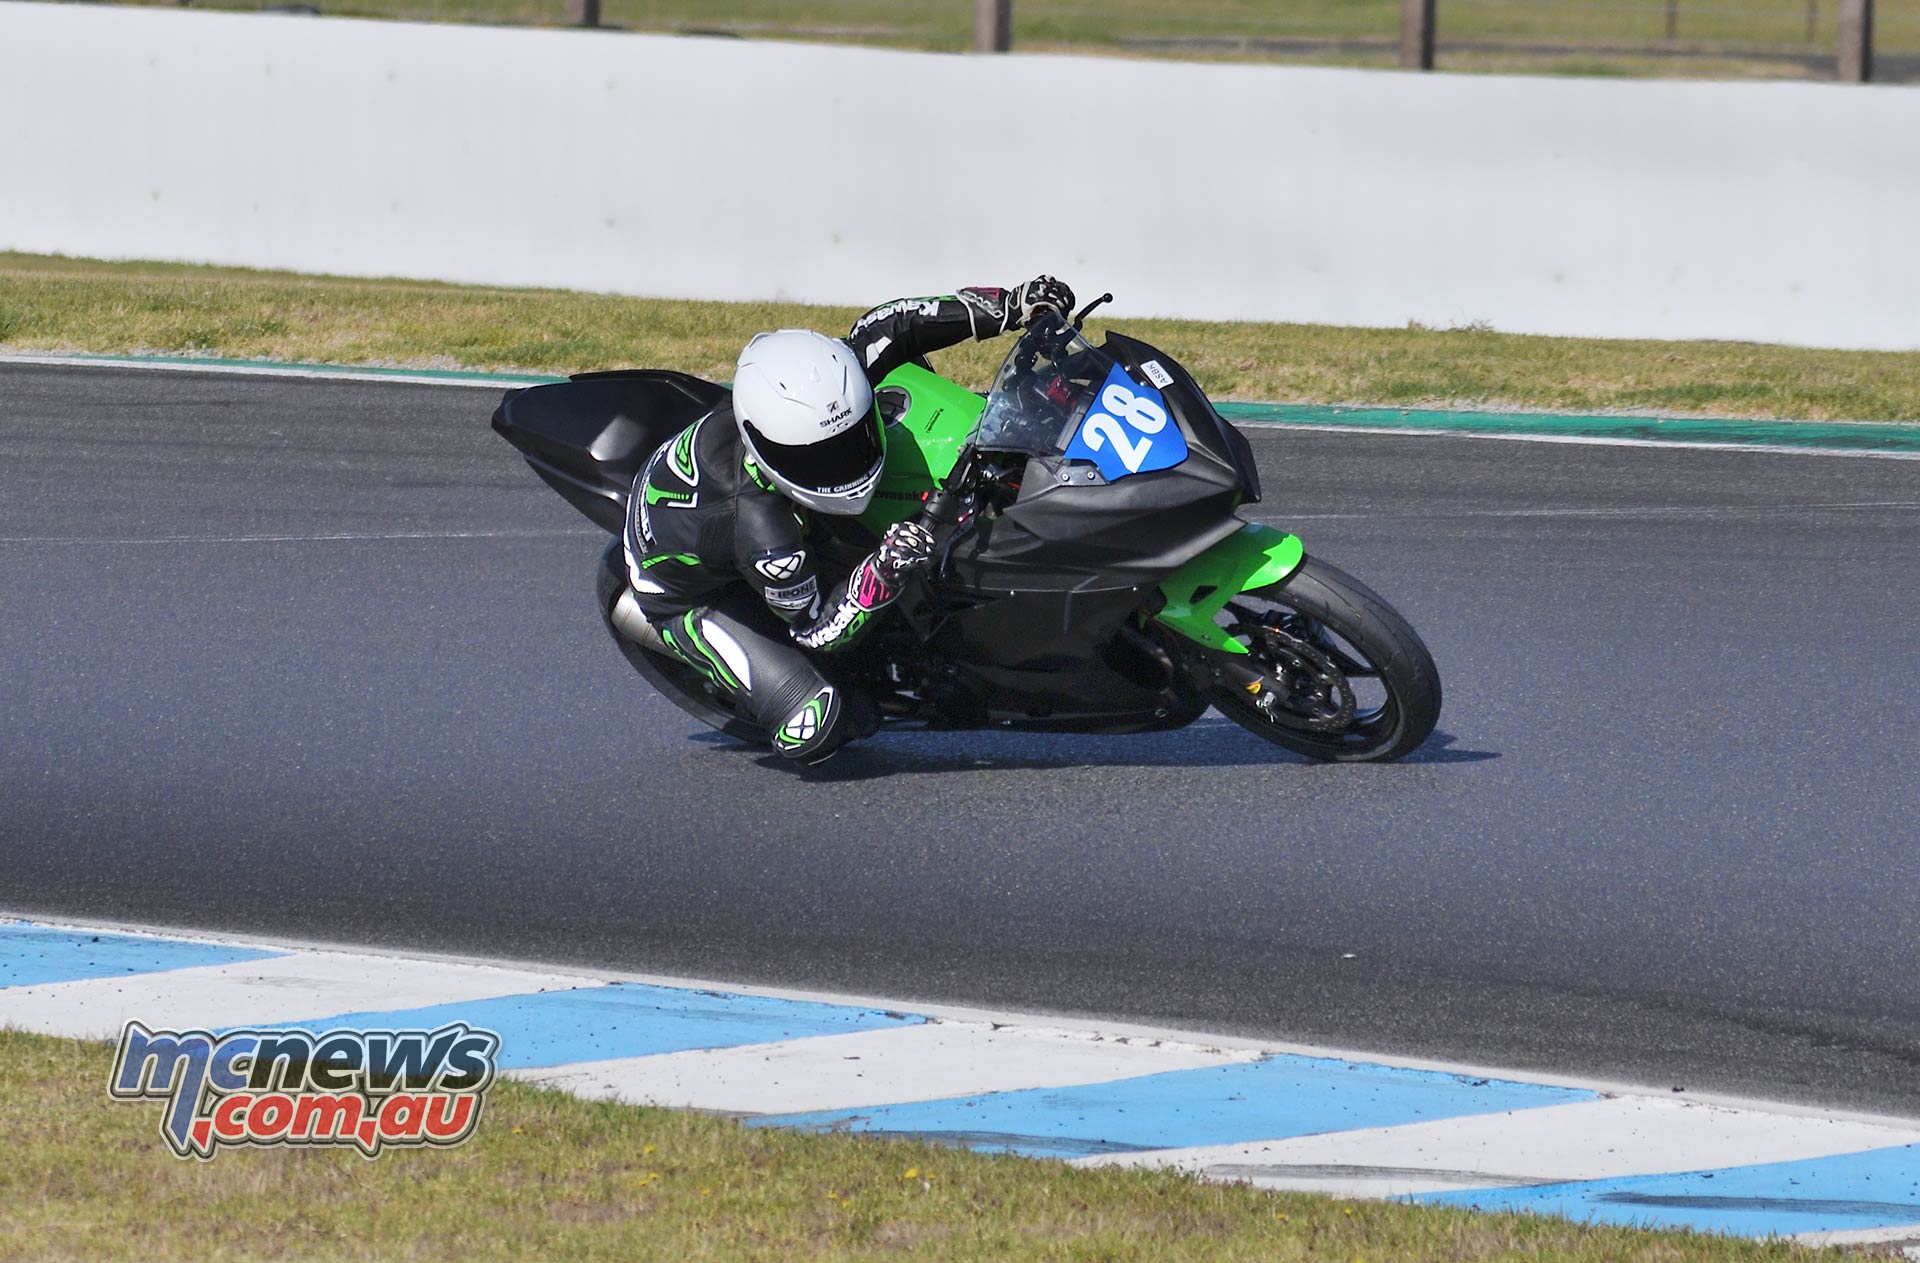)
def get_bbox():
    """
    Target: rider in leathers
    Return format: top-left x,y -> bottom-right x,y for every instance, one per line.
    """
610,276 -> 1076,766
